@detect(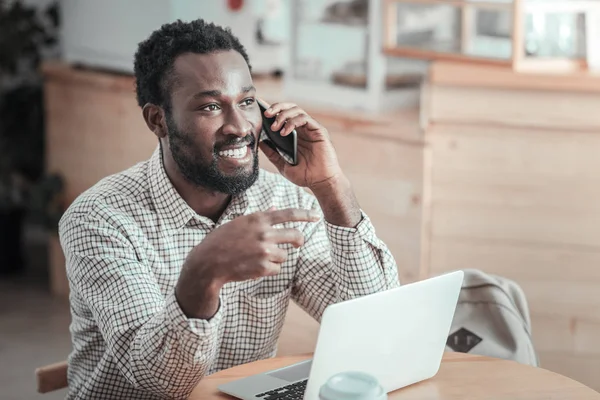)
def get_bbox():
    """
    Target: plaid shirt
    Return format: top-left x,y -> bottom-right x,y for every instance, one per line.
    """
59,146 -> 400,400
